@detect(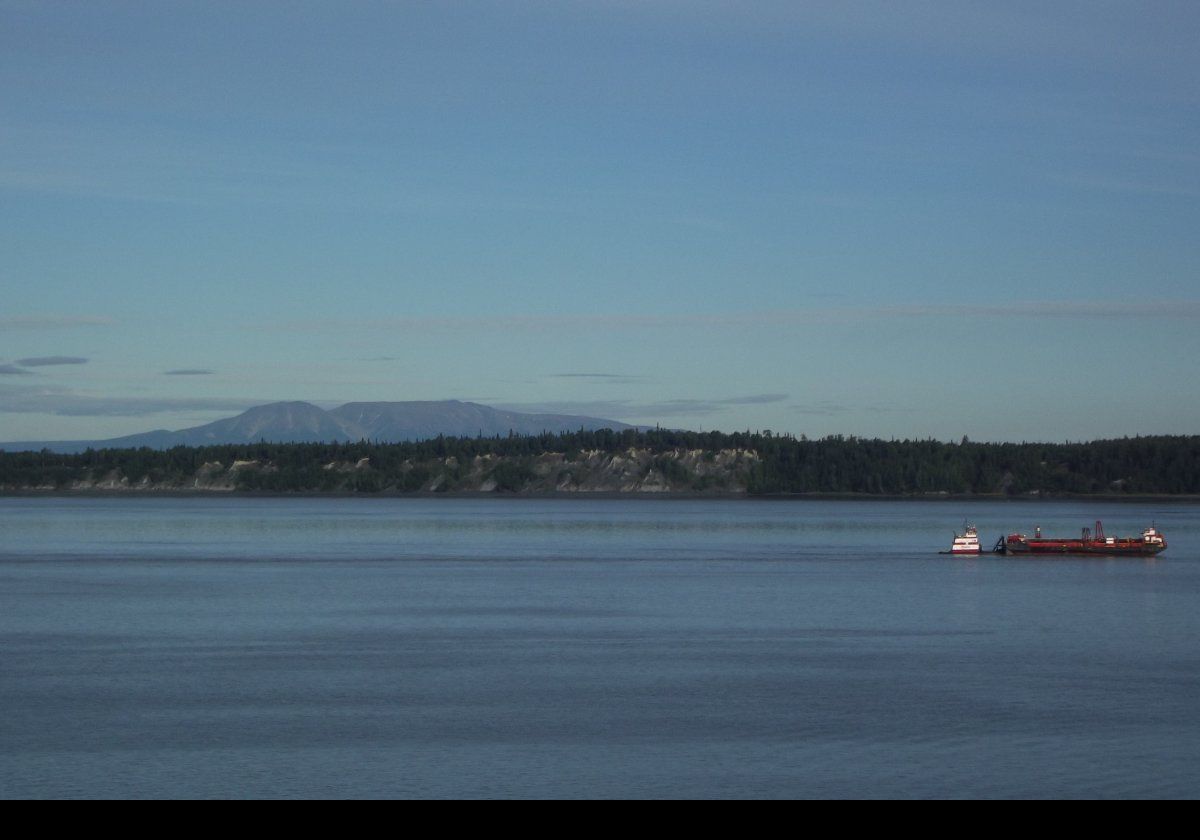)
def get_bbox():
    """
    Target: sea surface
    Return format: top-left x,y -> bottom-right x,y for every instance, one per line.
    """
1,496 -> 1198,799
